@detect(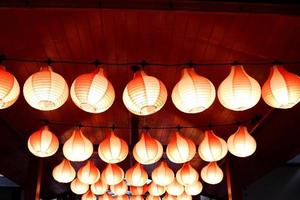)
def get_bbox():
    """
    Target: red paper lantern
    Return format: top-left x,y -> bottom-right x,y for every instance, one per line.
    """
125,163 -> 148,186
152,161 -> 174,186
